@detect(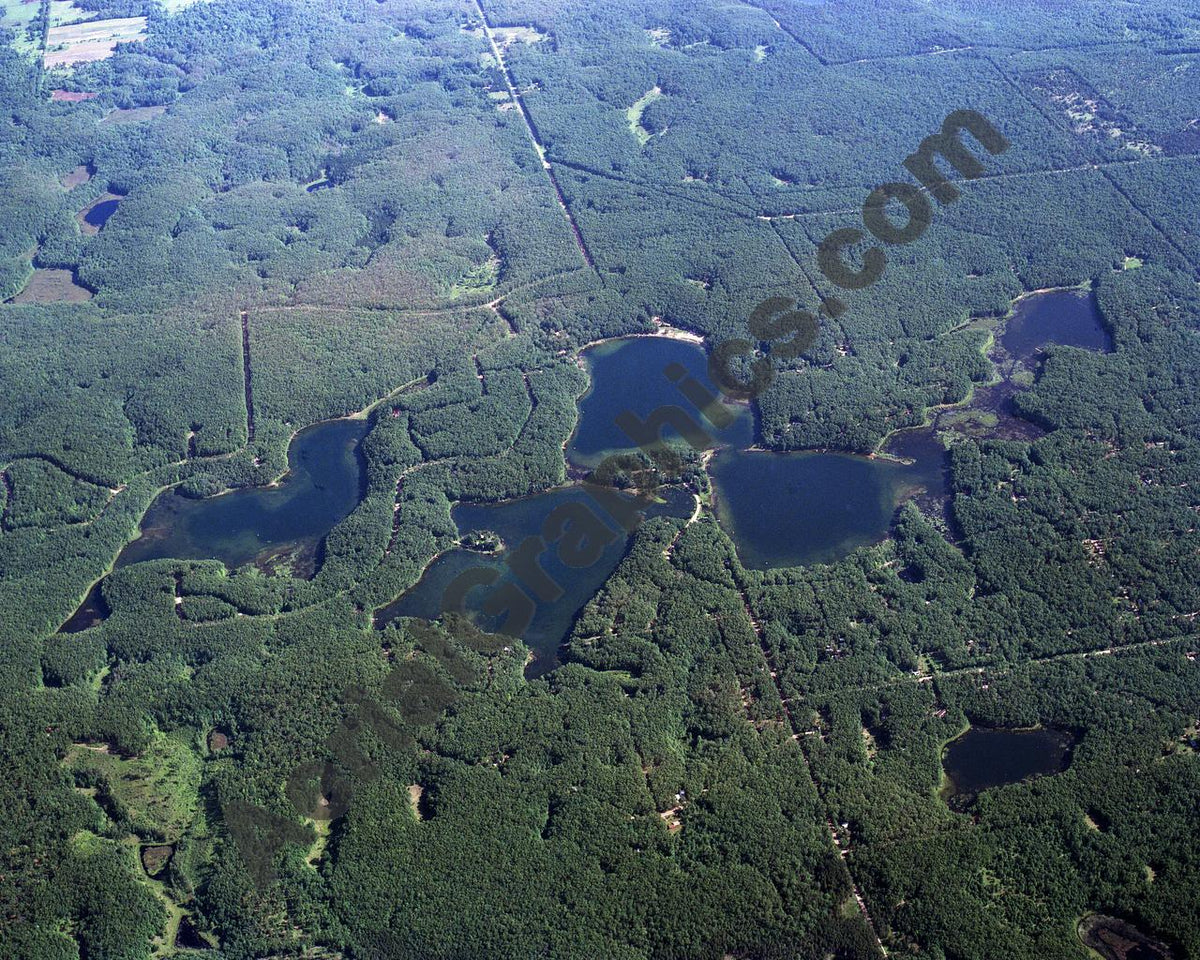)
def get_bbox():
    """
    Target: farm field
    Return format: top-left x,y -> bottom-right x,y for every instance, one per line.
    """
44,15 -> 147,68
